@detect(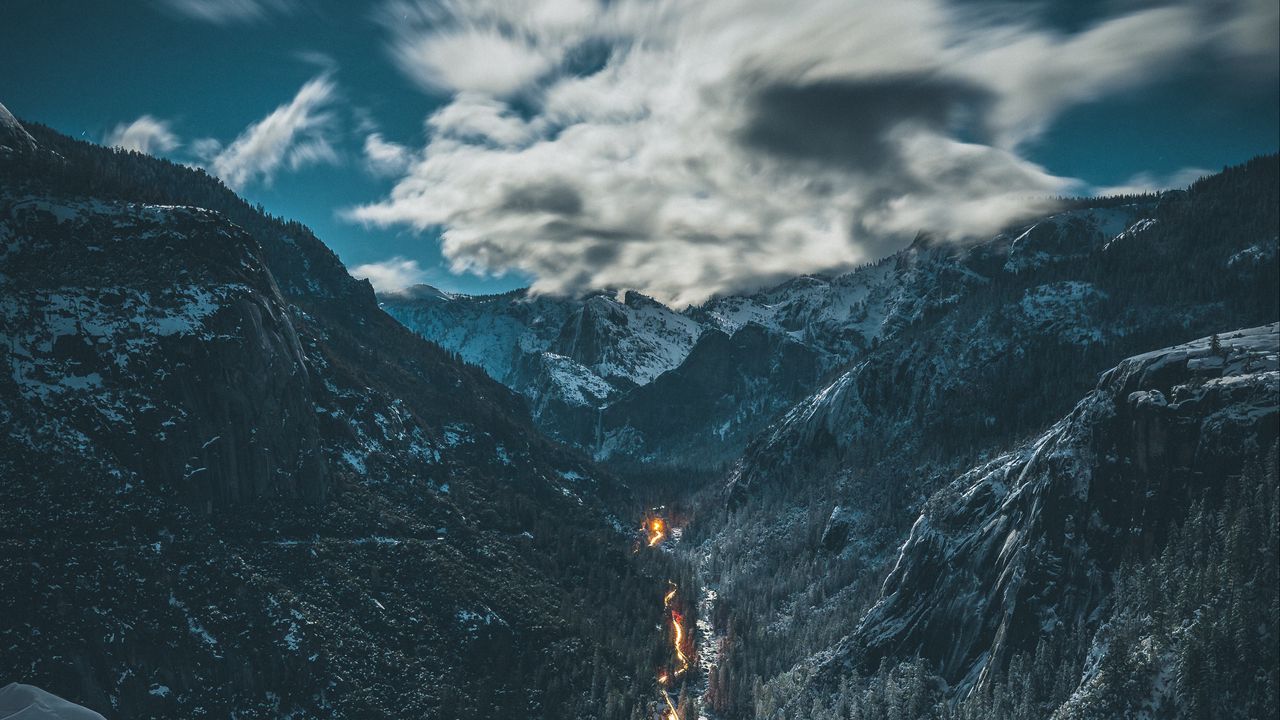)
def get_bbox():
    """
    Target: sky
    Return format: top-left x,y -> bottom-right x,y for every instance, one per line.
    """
0,0 -> 1276,305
